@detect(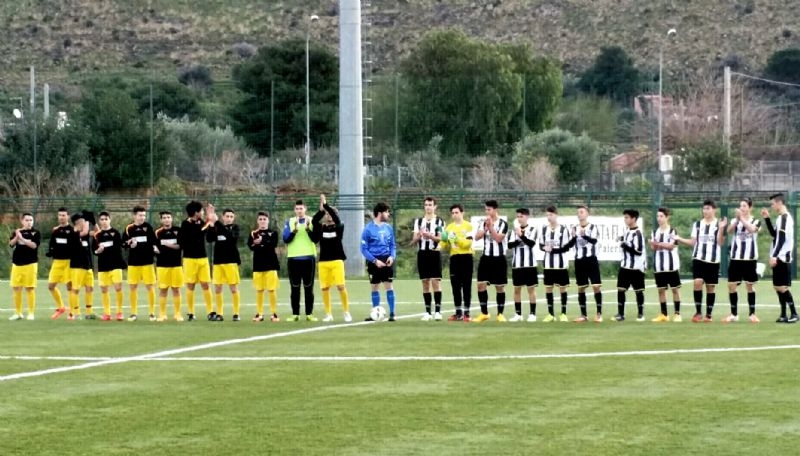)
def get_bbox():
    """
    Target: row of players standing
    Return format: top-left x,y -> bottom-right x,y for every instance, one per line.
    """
413,194 -> 796,324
